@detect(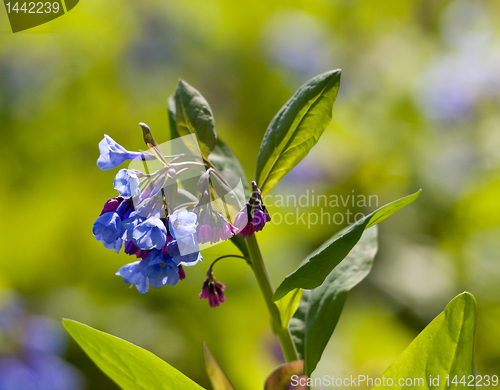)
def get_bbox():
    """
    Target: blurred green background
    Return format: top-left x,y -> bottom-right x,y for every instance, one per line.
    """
1,0 -> 499,388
